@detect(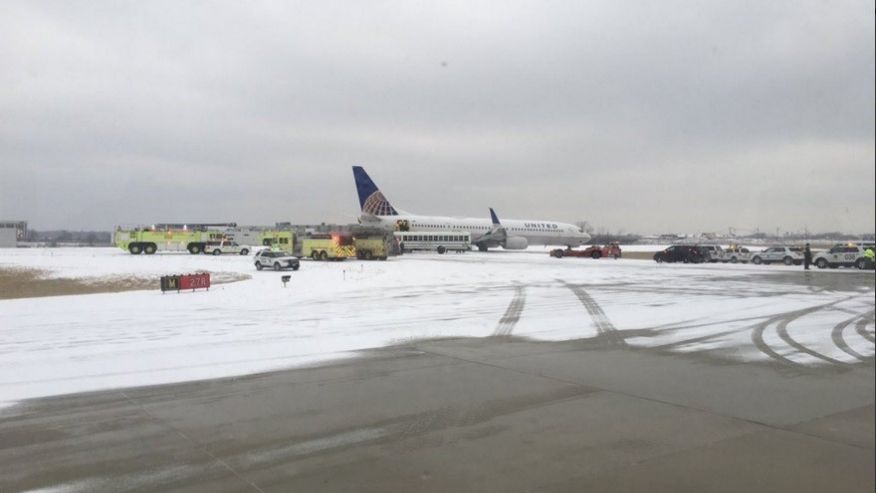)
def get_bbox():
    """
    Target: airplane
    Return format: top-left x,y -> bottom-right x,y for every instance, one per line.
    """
353,166 -> 591,251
